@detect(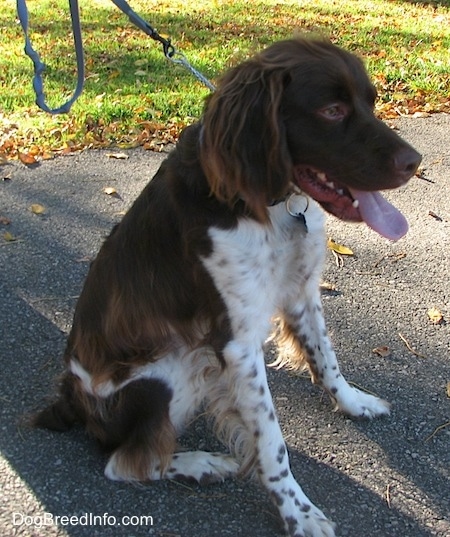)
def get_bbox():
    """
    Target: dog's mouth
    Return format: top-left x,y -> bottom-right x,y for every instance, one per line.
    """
293,166 -> 409,241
